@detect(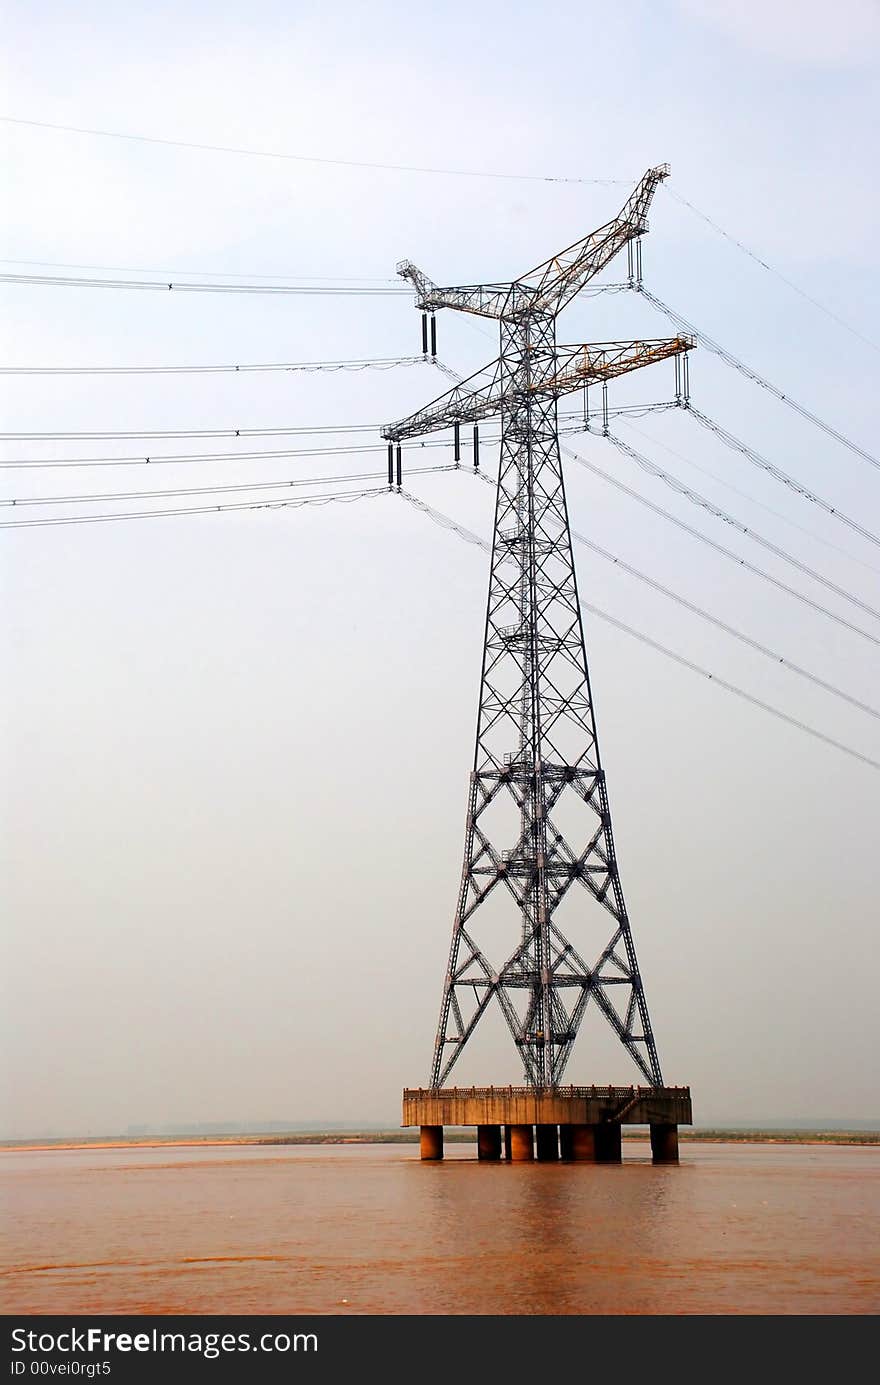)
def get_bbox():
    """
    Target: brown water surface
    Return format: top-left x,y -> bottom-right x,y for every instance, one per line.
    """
2,1142 -> 878,1314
